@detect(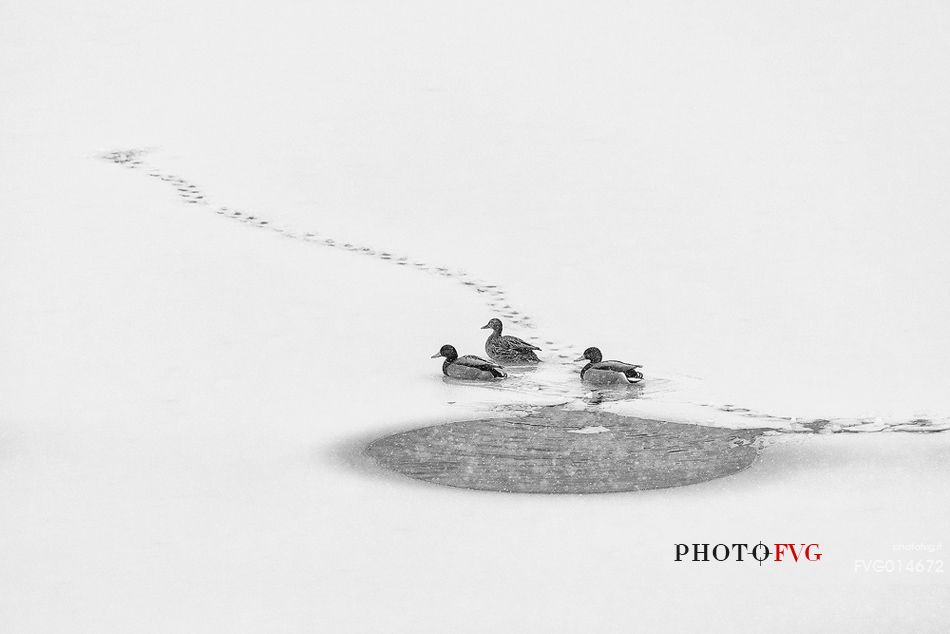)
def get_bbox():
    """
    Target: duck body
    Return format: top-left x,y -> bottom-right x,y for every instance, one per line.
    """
481,318 -> 540,364
581,361 -> 644,384
432,344 -> 507,381
576,347 -> 643,384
